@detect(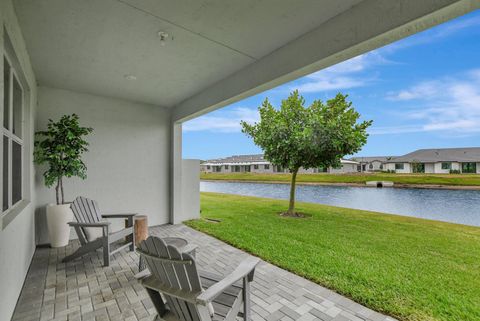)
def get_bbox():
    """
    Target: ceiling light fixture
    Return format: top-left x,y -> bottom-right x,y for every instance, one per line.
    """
157,31 -> 169,46
124,74 -> 137,81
